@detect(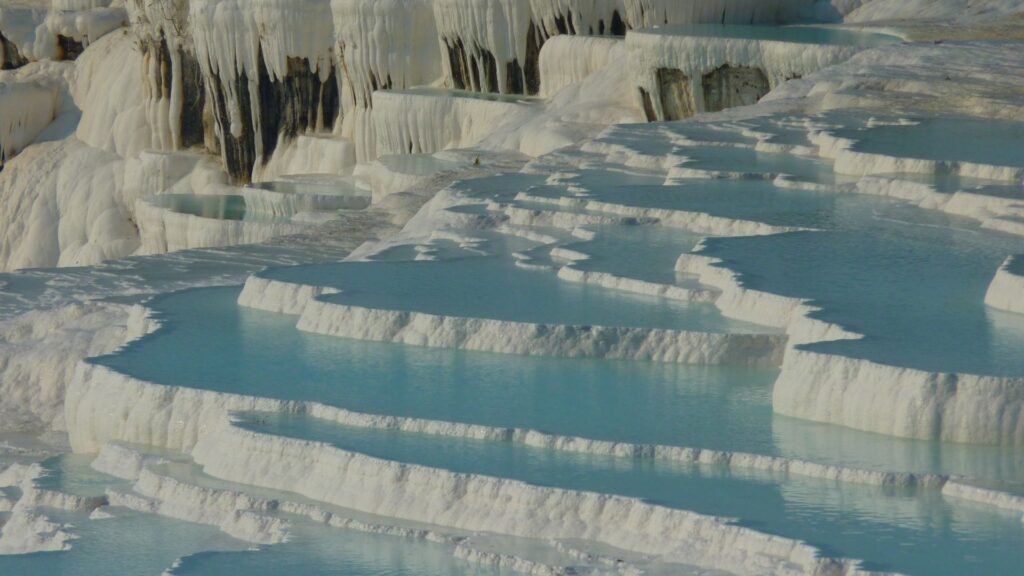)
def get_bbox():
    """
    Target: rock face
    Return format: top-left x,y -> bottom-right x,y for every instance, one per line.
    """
655,67 -> 694,120
189,0 -> 340,183
626,27 -> 867,121
701,64 -> 771,113
0,31 -> 28,70
204,53 -> 340,183
56,34 -> 84,60
140,37 -> 207,151
529,0 -> 628,40
126,0 -> 209,152
124,0 -> 342,183
436,0 -> 629,97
